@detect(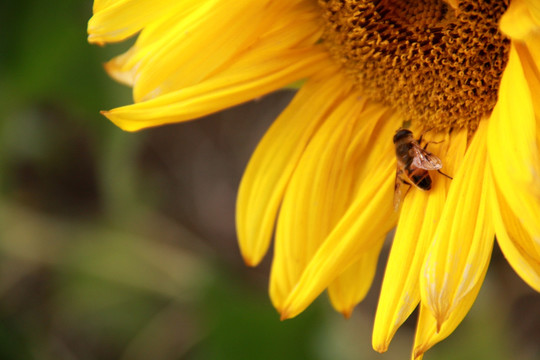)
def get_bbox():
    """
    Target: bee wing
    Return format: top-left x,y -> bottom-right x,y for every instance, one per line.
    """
411,144 -> 443,170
